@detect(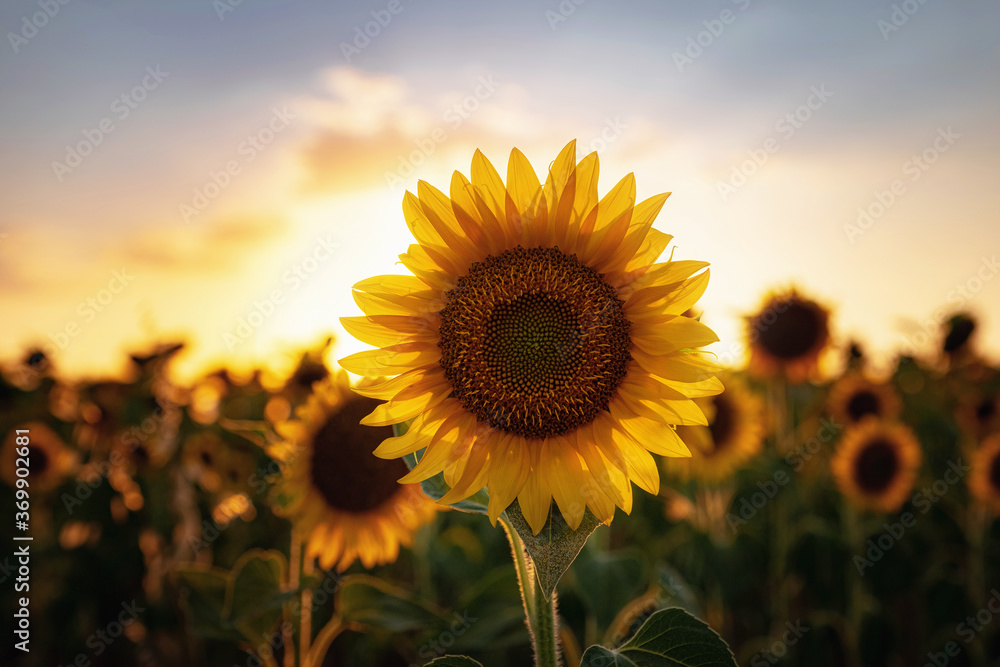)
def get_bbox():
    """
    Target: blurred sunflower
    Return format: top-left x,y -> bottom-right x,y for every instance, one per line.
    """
942,312 -> 976,359
827,373 -> 902,427
746,290 -> 830,384
956,391 -> 1000,441
831,419 -> 922,513
969,434 -> 1000,513
663,374 -> 764,482
341,140 -> 721,534
1,422 -> 78,492
271,374 -> 439,571
182,431 -> 228,492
